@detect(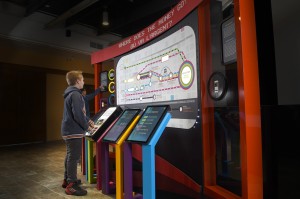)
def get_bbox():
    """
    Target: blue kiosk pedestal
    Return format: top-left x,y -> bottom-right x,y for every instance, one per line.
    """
124,112 -> 171,199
